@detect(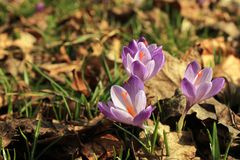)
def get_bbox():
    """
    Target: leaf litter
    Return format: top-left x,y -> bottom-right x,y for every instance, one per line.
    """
0,0 -> 240,159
